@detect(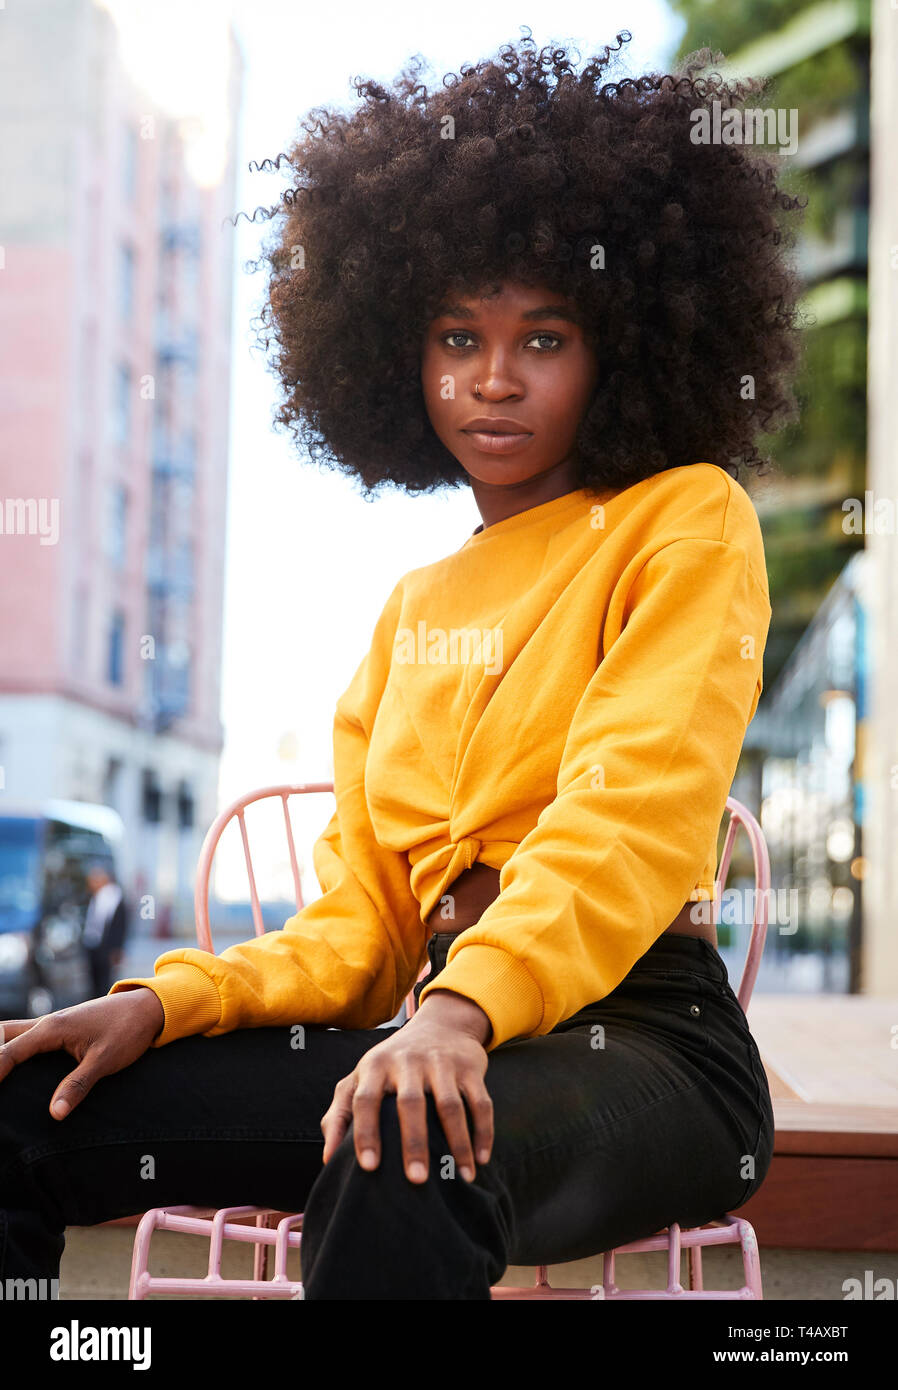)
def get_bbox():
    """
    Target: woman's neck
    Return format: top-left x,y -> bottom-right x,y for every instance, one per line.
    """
468,457 -> 582,530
